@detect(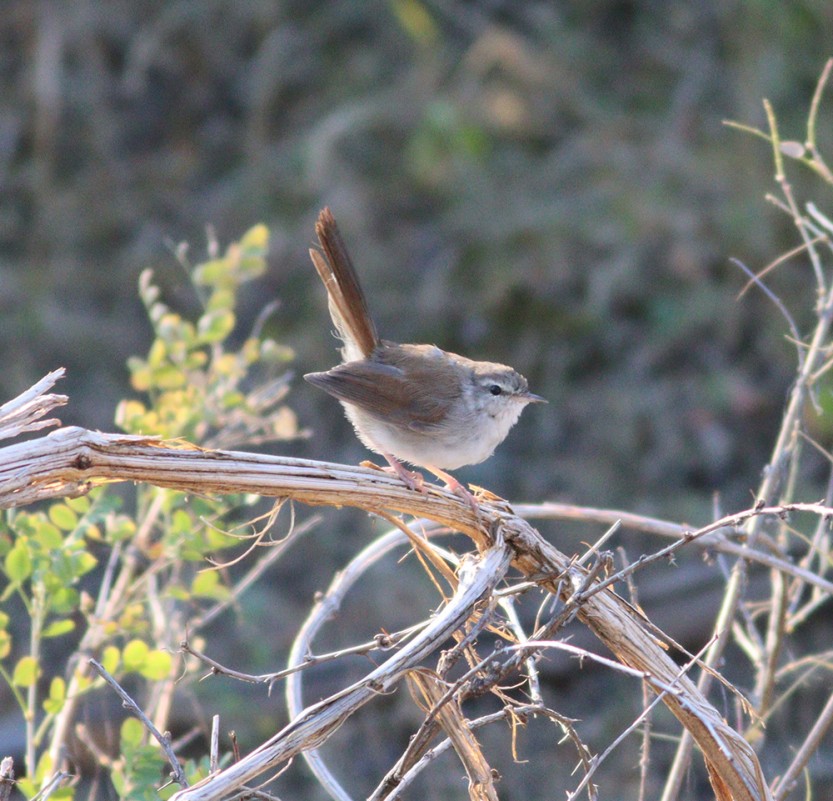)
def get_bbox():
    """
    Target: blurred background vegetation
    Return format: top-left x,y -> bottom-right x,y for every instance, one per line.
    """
3,0 -> 833,511
3,1 -> 833,796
